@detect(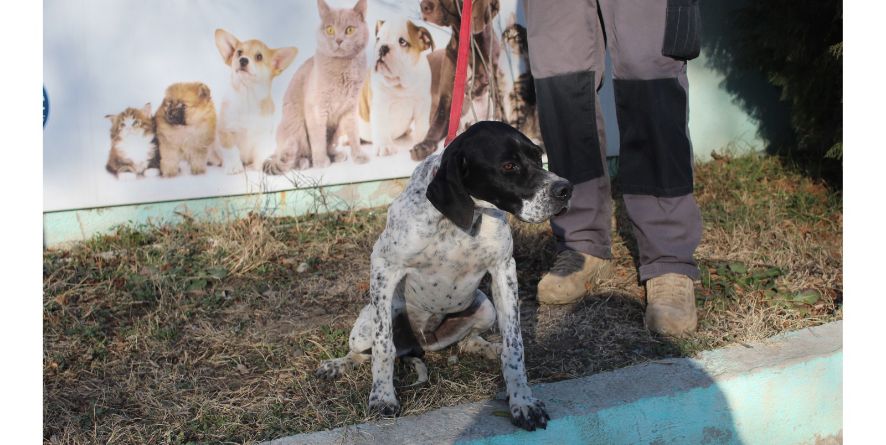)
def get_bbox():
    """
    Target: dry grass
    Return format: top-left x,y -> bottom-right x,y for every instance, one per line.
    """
43,152 -> 842,444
